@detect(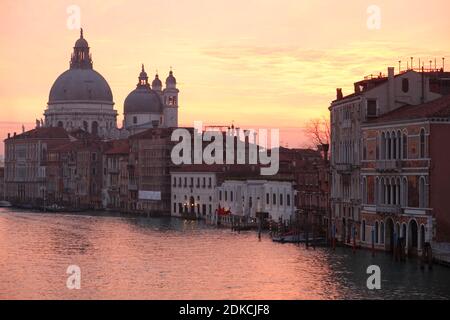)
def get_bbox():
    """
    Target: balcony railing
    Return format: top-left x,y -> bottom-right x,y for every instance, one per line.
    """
375,160 -> 402,172
335,163 -> 353,173
376,204 -> 402,215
